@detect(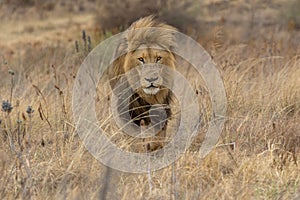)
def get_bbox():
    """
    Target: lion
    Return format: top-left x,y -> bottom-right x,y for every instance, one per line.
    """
108,16 -> 179,152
